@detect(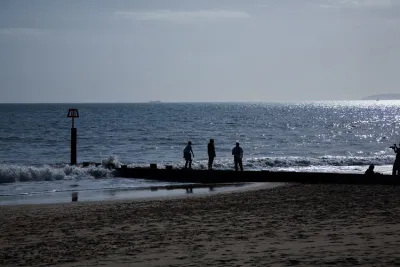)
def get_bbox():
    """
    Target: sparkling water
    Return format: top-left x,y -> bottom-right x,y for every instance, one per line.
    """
1,101 -> 398,204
